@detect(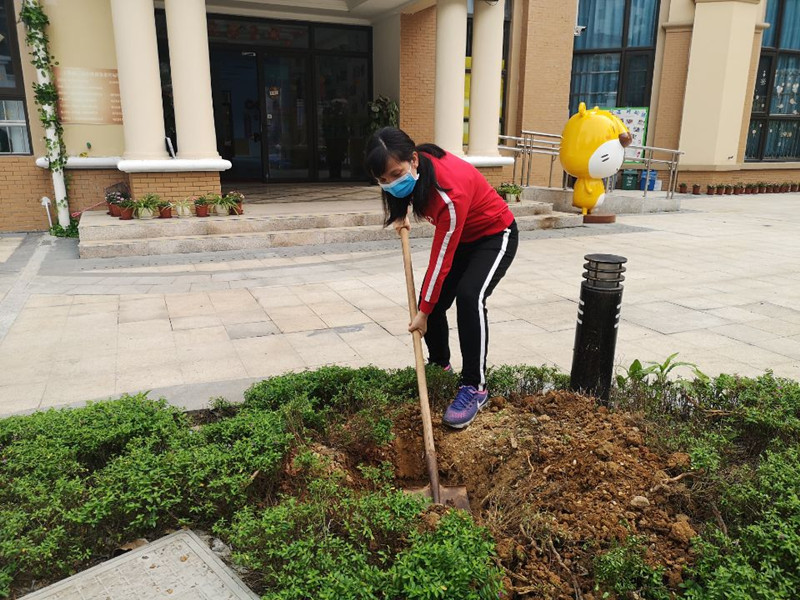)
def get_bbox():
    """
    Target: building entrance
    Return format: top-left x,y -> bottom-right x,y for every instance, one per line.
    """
206,16 -> 372,183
